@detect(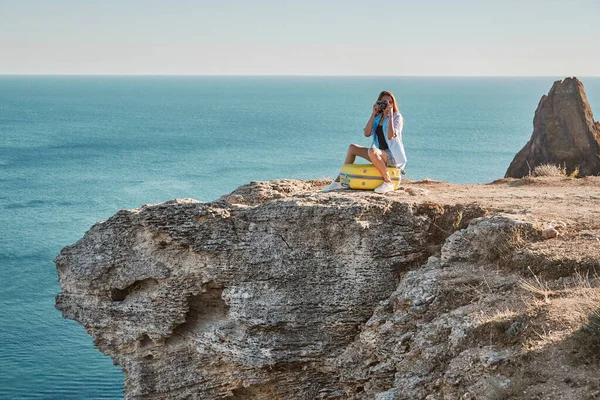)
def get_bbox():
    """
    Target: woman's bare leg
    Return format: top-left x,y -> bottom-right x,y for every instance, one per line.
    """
368,147 -> 392,183
334,144 -> 370,182
344,144 -> 370,164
